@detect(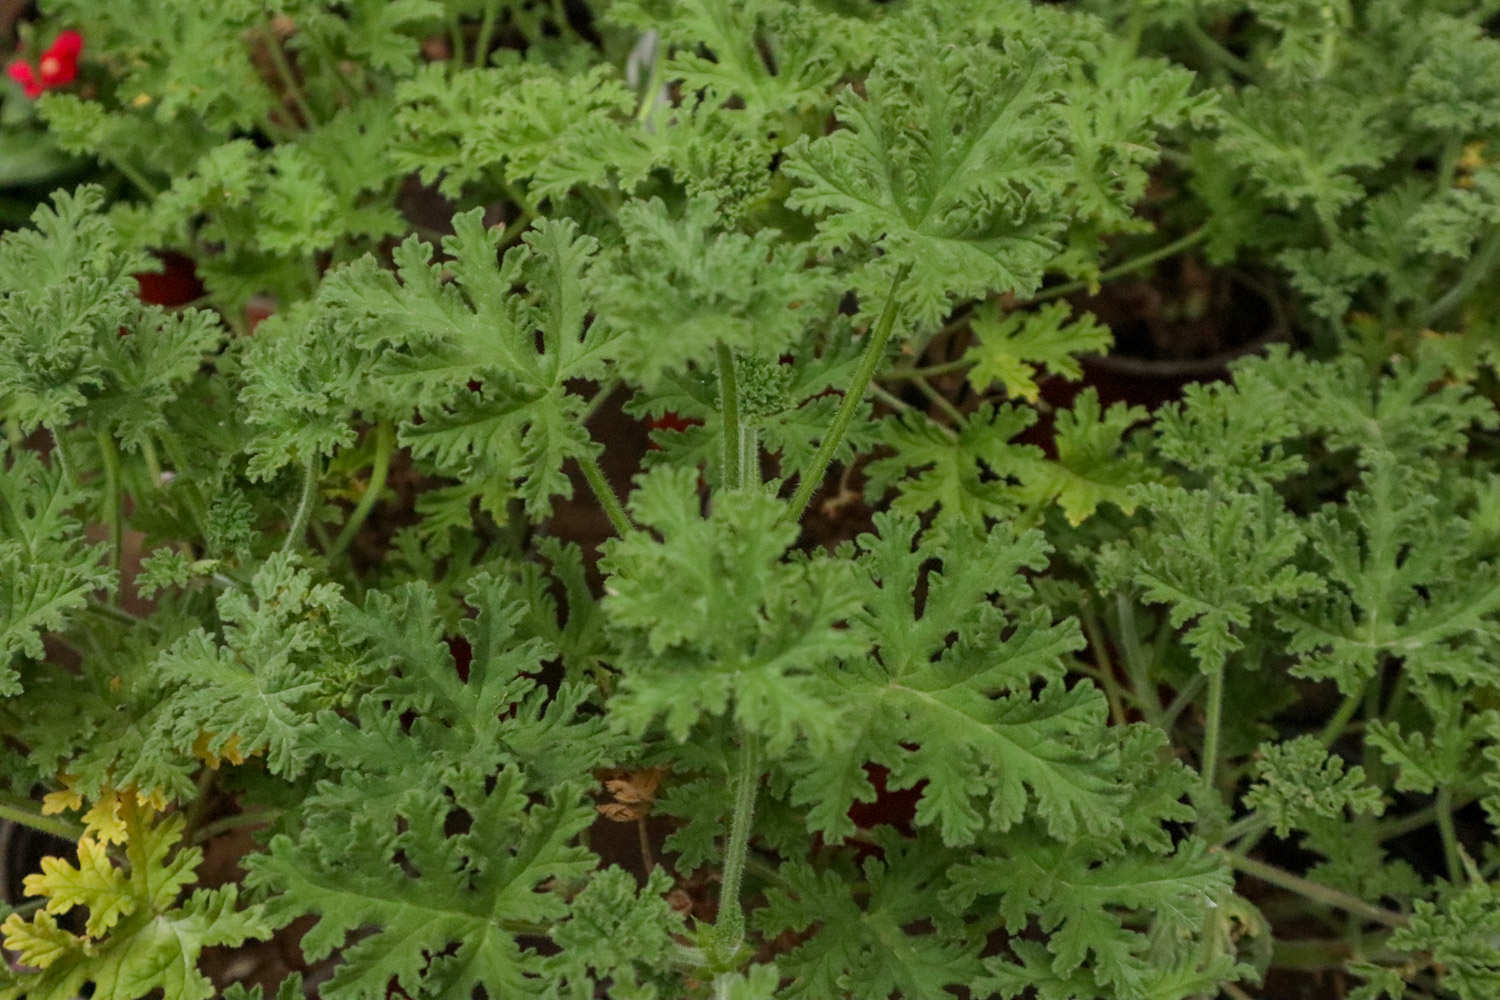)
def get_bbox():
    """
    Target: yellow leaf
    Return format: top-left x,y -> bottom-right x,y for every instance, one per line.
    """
22,837 -> 135,938
41,775 -> 82,816
1,910 -> 82,971
191,730 -> 256,769
74,785 -> 171,845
